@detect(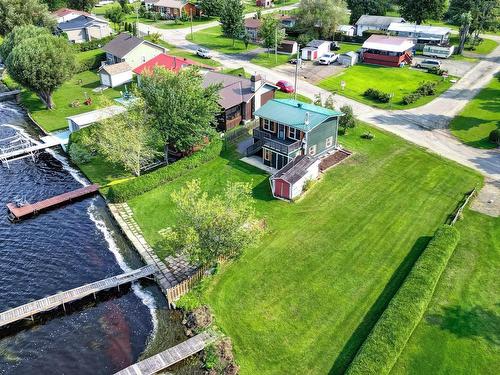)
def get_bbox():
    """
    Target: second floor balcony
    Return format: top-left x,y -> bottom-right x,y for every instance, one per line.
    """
253,128 -> 302,155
